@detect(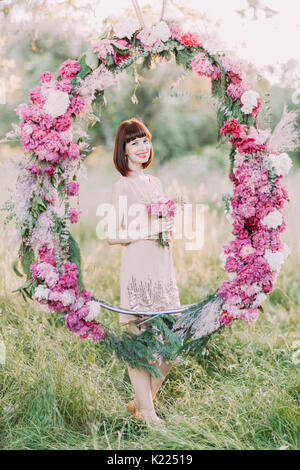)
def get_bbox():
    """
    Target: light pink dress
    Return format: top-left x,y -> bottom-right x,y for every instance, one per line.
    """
110,172 -> 181,325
